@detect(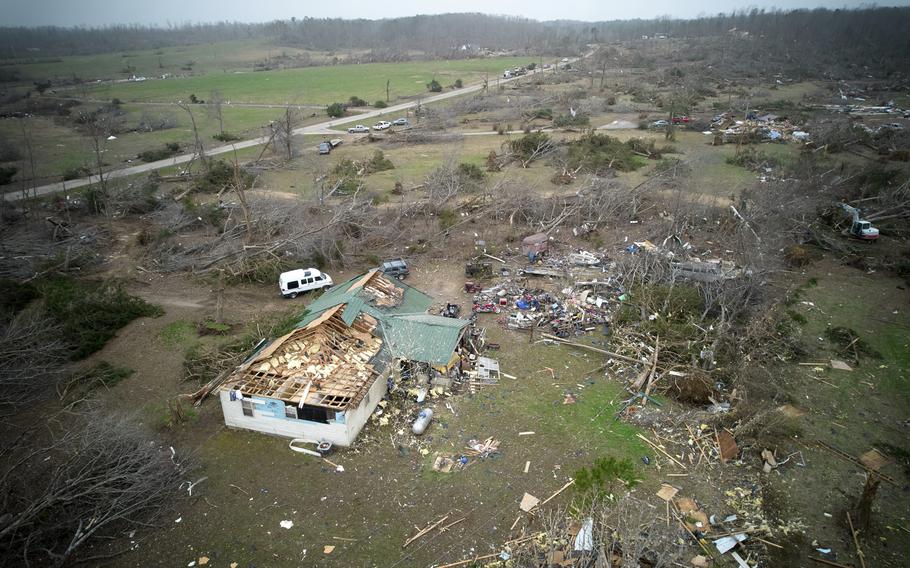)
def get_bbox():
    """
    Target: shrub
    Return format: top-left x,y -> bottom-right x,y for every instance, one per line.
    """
0,279 -> 38,319
62,166 -> 92,181
438,208 -> 457,230
529,108 -> 553,120
365,150 -> 394,173
507,131 -> 551,162
453,78 -> 463,88
326,102 -> 345,118
348,96 -> 368,107
0,165 -> 17,186
374,100 -> 388,108
212,132 -> 241,142
553,113 -> 590,128
457,162 -> 485,181
426,79 -> 442,93
567,133 -> 644,173
138,142 -> 181,162
38,277 -> 163,359
193,160 -> 254,193
573,457 -> 638,509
